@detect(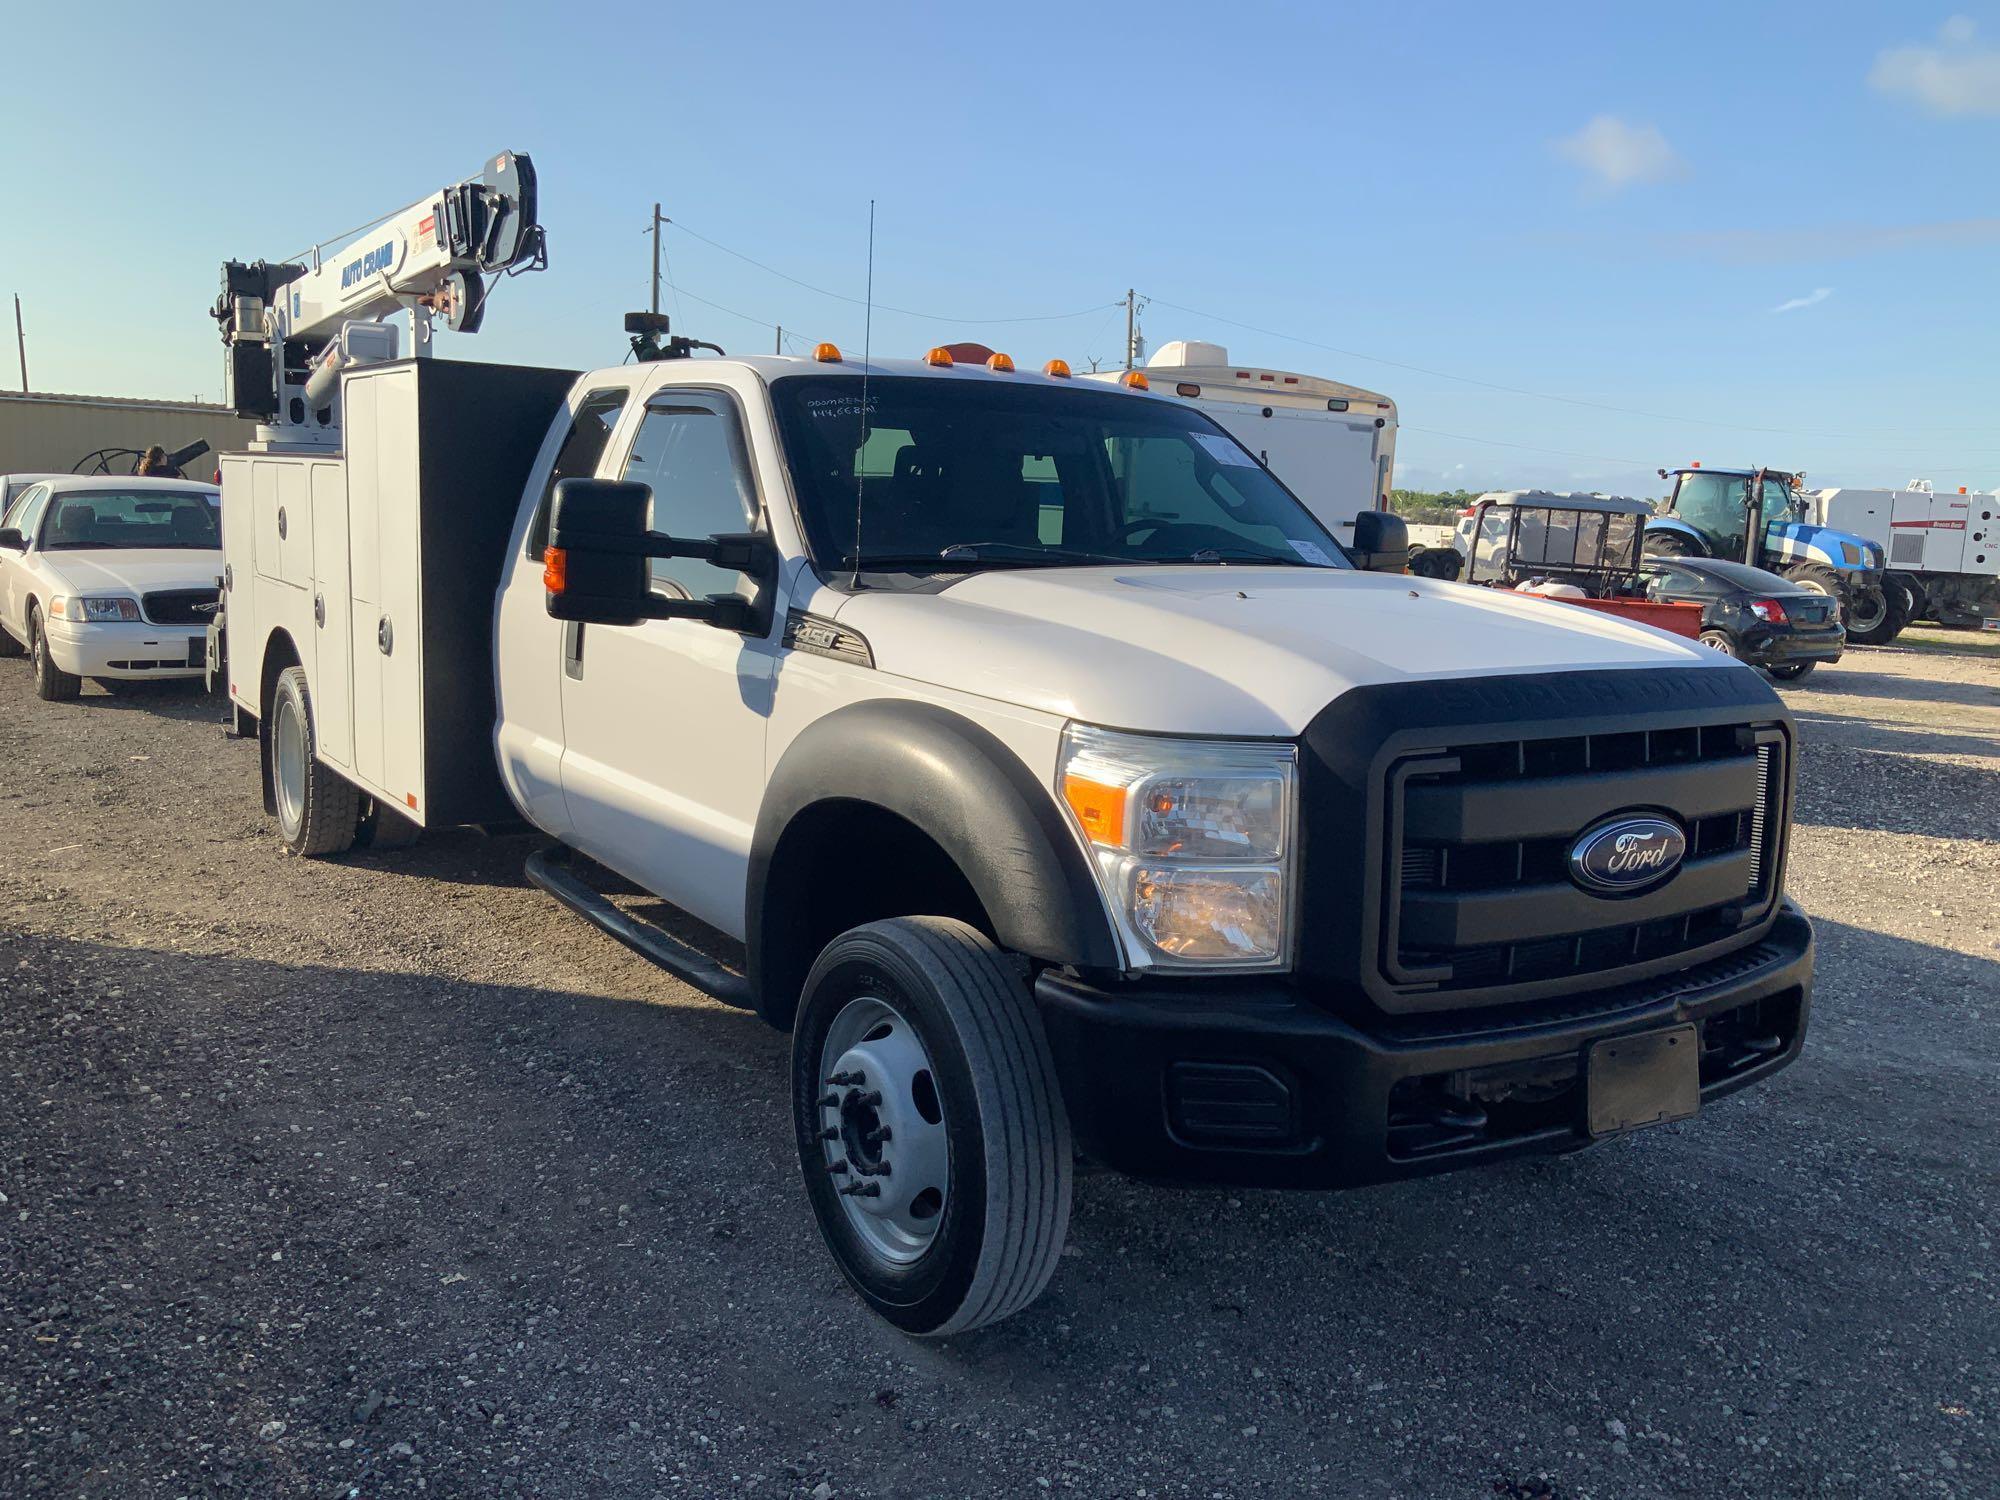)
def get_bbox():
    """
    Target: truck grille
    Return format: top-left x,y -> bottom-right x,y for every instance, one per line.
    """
1385,723 -> 1786,996
142,588 -> 221,626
